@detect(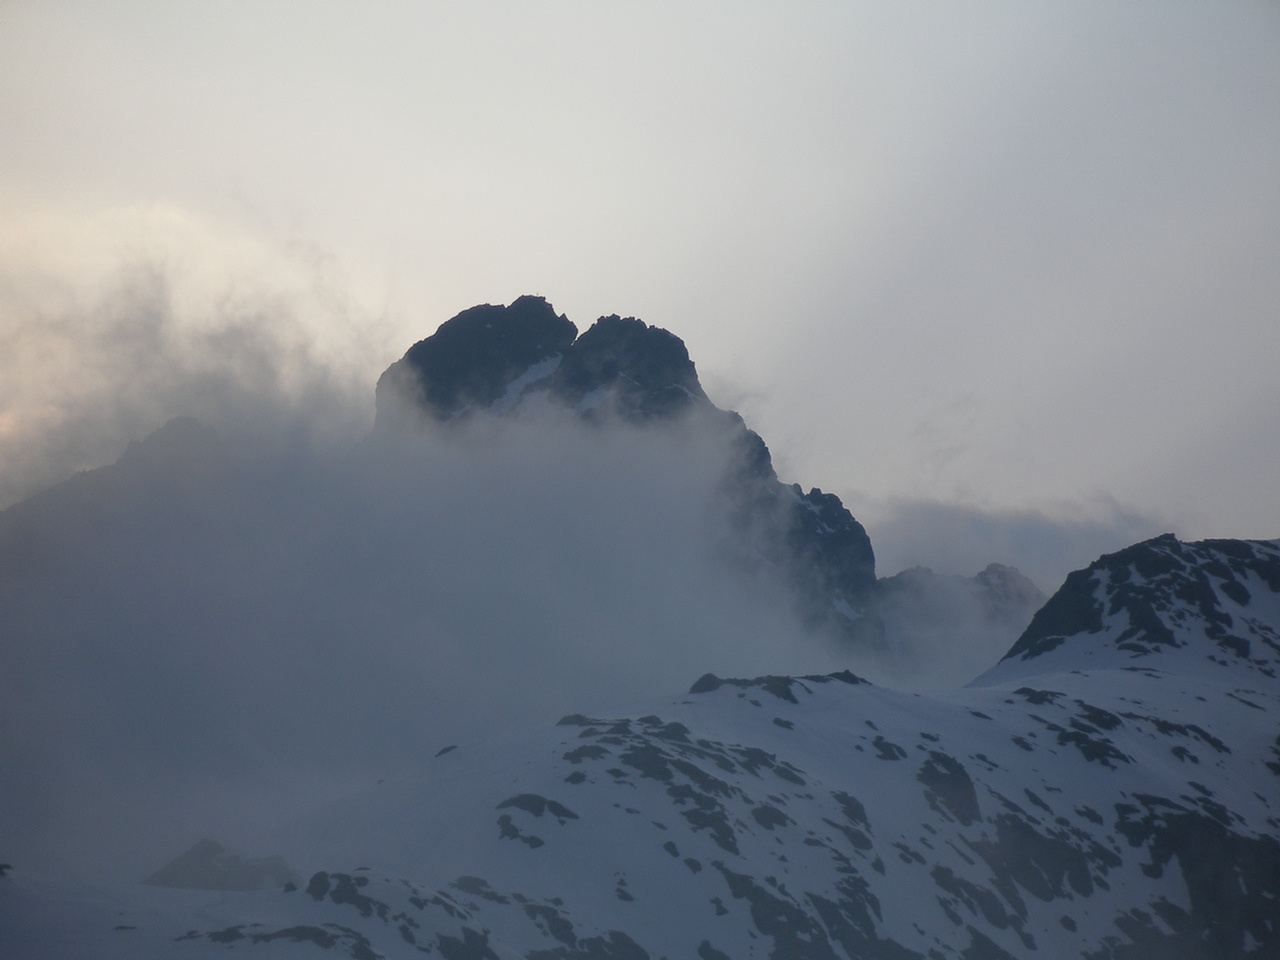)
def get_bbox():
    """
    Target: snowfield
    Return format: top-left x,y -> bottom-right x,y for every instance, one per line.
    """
4,535 -> 1278,960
